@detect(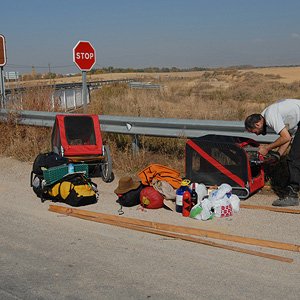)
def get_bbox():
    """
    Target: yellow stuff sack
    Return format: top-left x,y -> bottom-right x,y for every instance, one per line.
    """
46,173 -> 98,207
